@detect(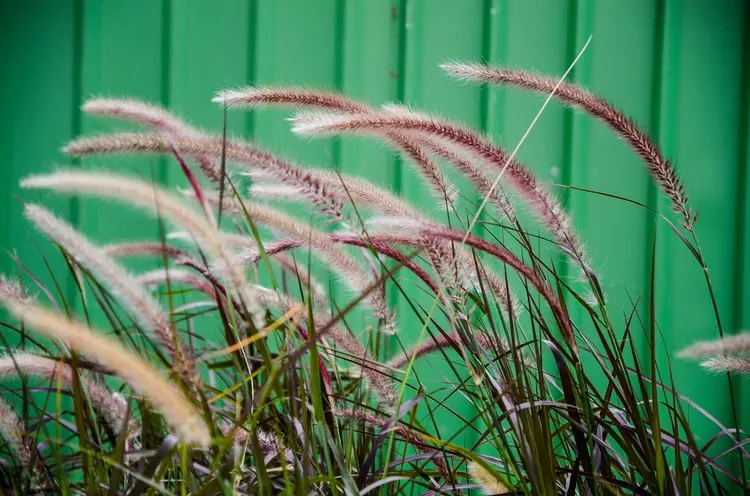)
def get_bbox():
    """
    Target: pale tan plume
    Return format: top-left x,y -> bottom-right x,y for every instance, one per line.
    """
679,331 -> 750,358
0,353 -> 128,433
0,285 -> 211,445
24,204 -> 200,392
468,461 -> 510,494
700,356 -> 750,374
21,171 -> 263,327
103,241 -> 190,260
0,396 -> 32,466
